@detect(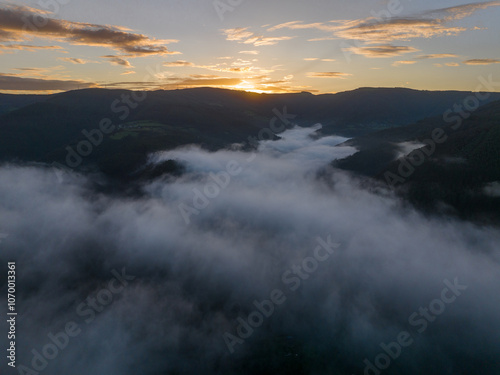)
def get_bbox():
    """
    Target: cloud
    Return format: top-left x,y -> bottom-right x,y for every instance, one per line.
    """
239,50 -> 259,55
463,58 -> 500,65
243,36 -> 294,47
223,67 -> 254,73
161,74 -> 243,89
163,60 -> 195,67
307,36 -> 338,42
267,21 -> 333,33
0,44 -> 64,53
268,2 -> 500,46
101,81 -> 165,90
58,57 -> 90,64
14,67 -> 46,72
223,27 -> 294,46
306,72 -> 352,78
424,1 -> 500,21
392,60 -> 418,66
103,73 -> 305,93
0,73 -> 95,91
303,58 -> 336,62
102,55 -> 132,67
0,4 -> 179,56
162,59 -> 274,76
445,62 -> 460,67
416,53 -> 459,59
9,65 -> 68,82
389,53 -> 459,66
345,44 -> 418,58
333,18 -> 466,43
223,27 -> 254,41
